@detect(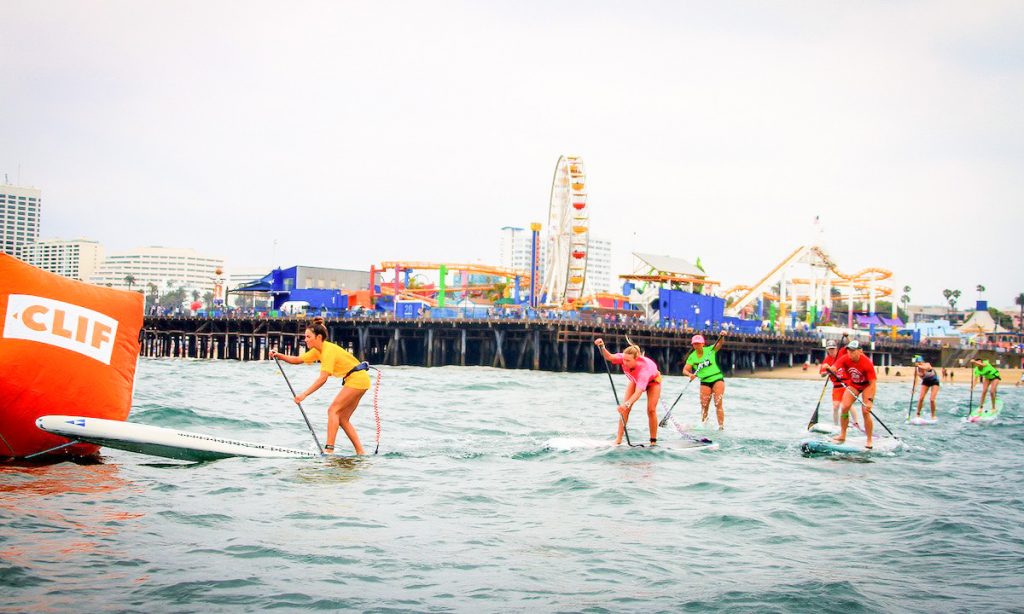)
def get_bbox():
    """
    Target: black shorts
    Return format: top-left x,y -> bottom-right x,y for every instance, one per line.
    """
700,377 -> 724,388
922,376 -> 940,387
